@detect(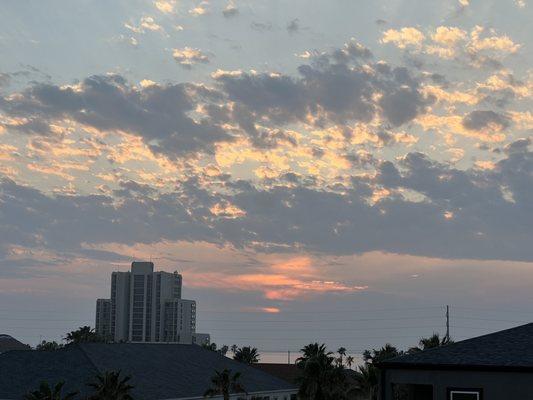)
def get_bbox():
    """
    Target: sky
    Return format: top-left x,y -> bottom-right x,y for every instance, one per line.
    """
0,0 -> 532,359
